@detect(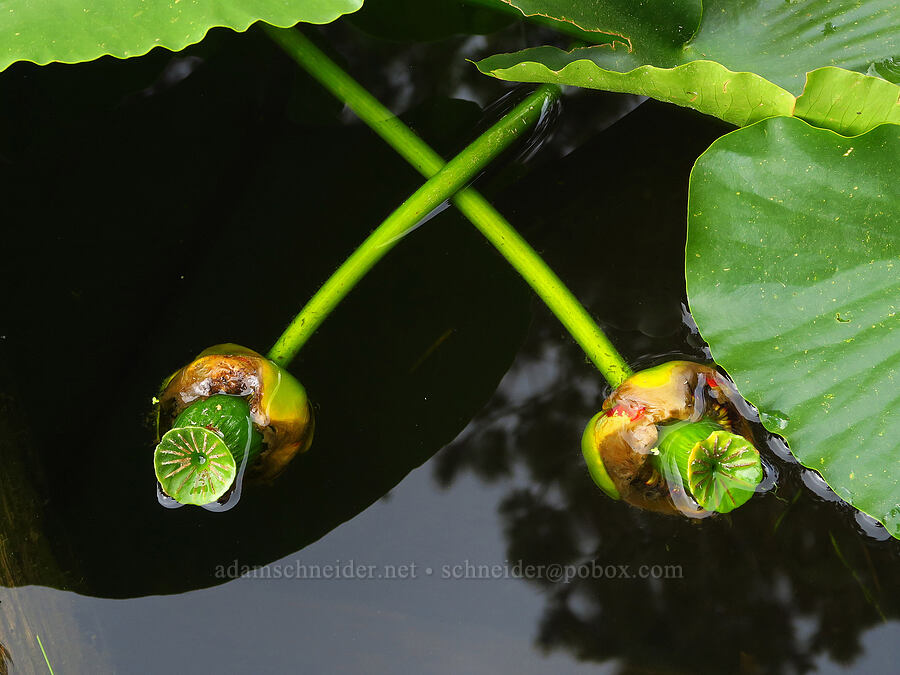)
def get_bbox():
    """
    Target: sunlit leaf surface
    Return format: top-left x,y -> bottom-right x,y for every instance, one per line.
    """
794,67 -> 900,137
475,0 -> 898,122
0,0 -> 363,72
686,116 -> 900,538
